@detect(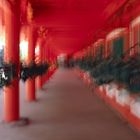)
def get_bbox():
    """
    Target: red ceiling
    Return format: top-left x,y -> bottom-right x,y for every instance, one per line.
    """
25,0 -> 126,56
